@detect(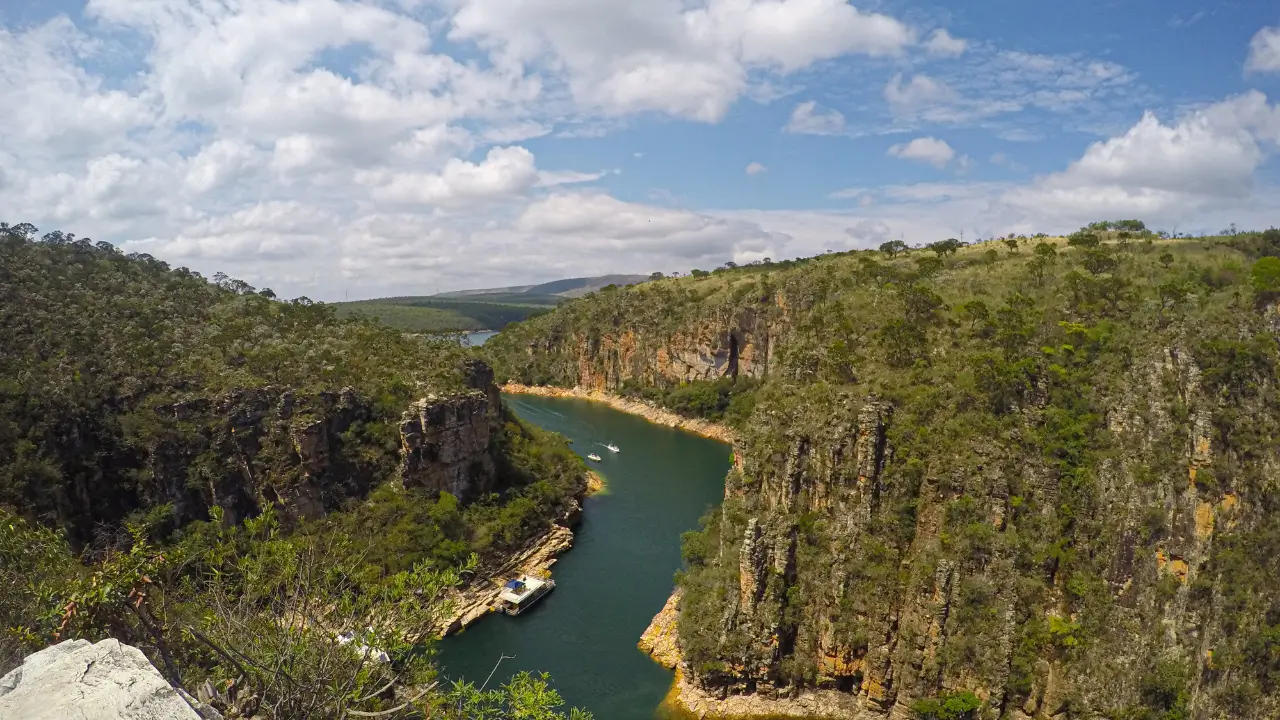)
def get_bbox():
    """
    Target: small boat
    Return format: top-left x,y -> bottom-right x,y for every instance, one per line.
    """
497,574 -> 556,616
587,453 -> 603,462
605,443 -> 620,453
